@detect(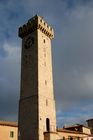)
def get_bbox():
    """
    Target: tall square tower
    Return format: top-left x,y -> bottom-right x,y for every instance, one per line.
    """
18,15 -> 56,140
